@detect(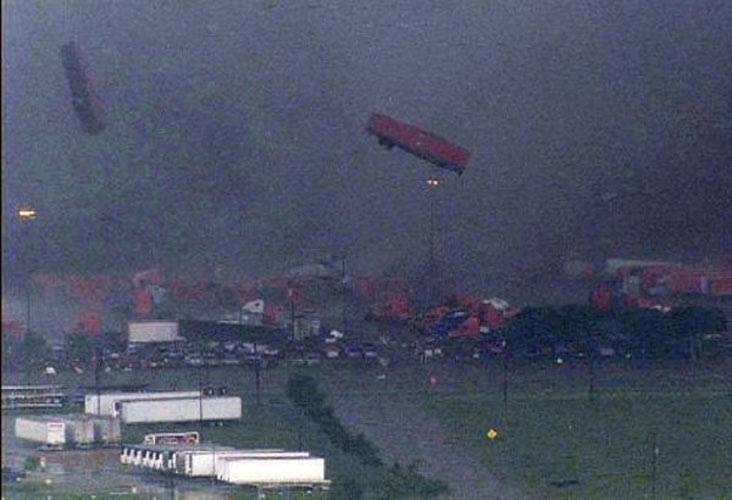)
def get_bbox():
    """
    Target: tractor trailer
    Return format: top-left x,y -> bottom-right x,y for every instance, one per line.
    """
118,396 -> 242,424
